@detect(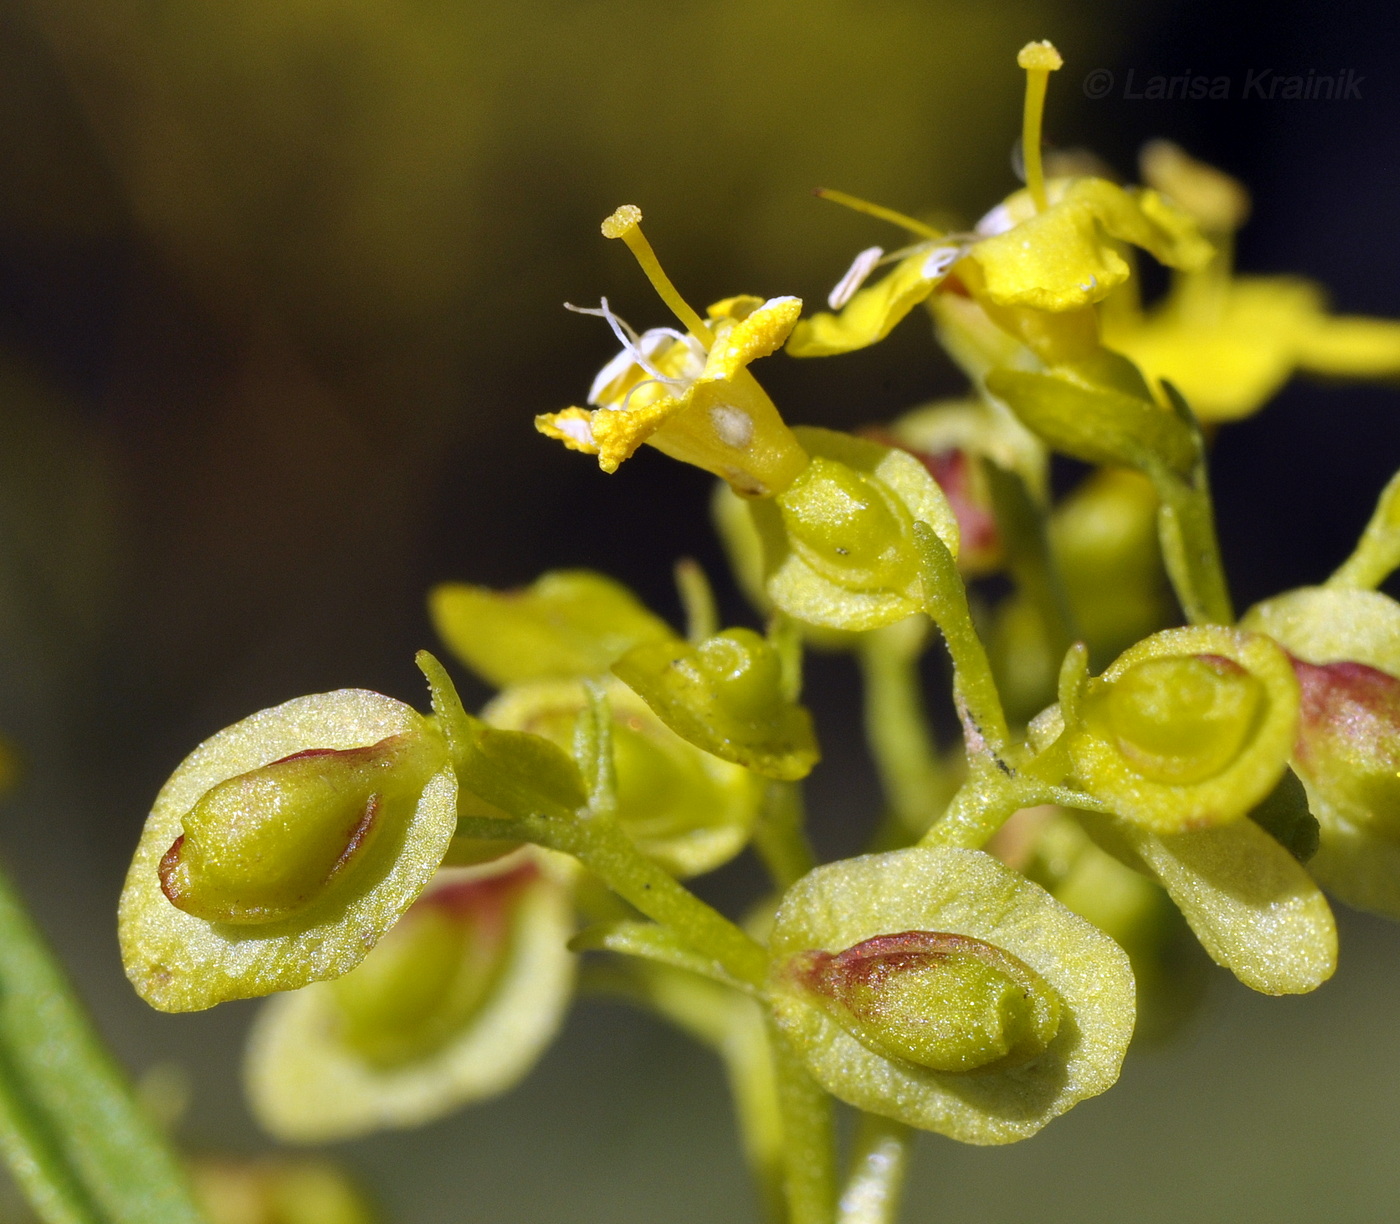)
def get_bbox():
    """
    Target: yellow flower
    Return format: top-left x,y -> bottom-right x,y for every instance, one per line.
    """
787,45 -> 1212,360
536,207 -> 808,498
1102,142 -> 1400,422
